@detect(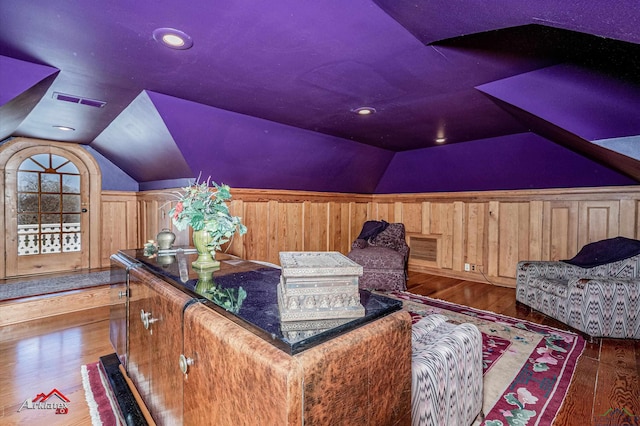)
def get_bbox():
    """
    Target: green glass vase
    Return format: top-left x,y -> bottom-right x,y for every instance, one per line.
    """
194,267 -> 217,295
191,228 -> 220,270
